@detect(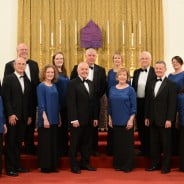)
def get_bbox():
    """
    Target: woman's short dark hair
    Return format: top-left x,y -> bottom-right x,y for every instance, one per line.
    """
172,56 -> 183,65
